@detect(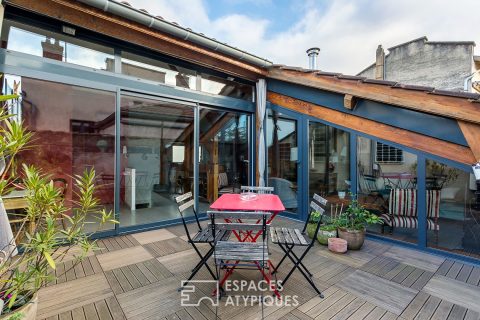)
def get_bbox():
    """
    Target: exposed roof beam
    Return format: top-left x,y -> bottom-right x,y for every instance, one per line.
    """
268,68 -> 480,124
